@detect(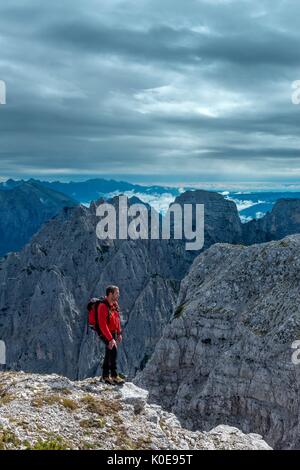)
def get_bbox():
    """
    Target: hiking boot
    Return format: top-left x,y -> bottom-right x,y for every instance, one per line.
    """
111,375 -> 125,385
102,376 -> 115,385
